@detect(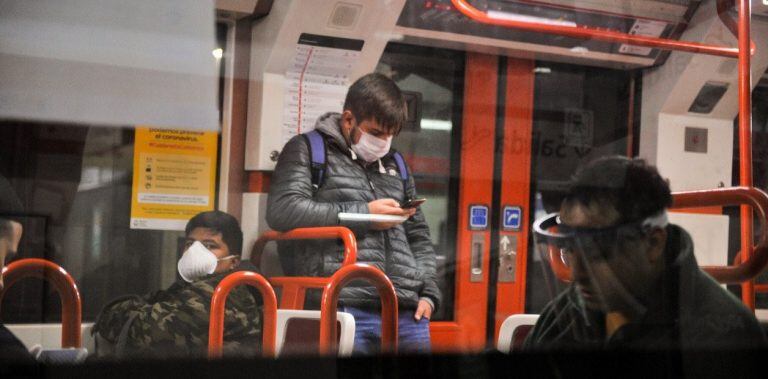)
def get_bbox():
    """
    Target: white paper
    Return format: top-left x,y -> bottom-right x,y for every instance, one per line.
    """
282,44 -> 360,143
338,213 -> 408,223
